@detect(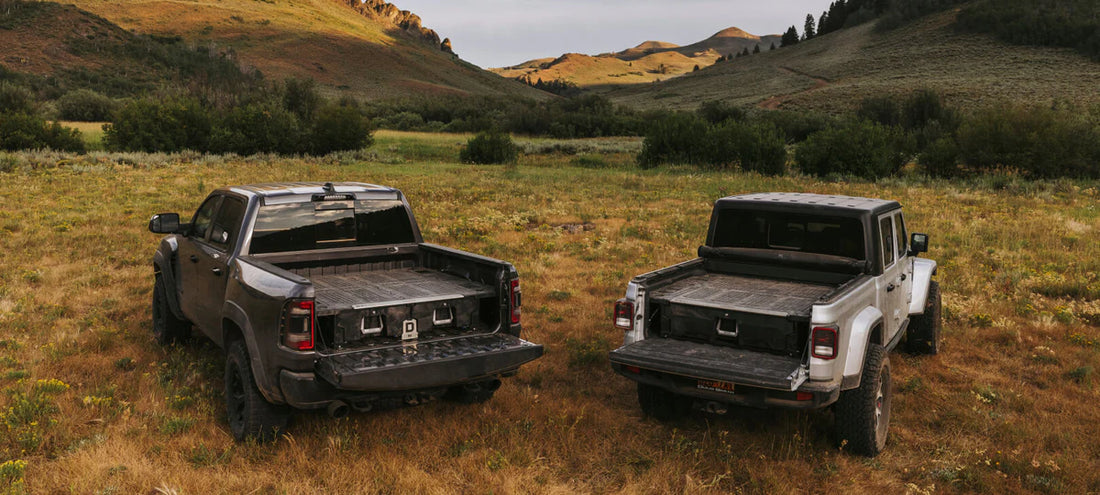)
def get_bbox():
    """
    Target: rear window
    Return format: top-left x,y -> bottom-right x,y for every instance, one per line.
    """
250,199 -> 415,254
712,209 -> 865,260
